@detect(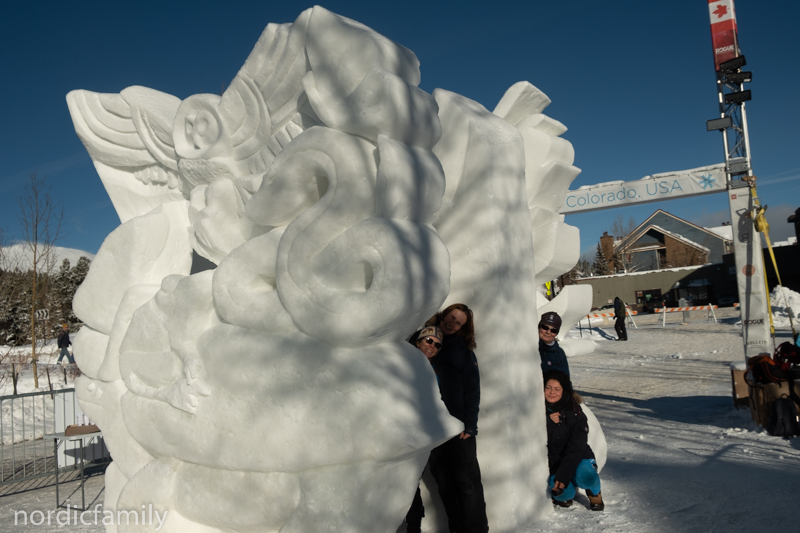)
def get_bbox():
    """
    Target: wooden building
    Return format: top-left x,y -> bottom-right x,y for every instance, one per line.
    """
614,210 -> 733,272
